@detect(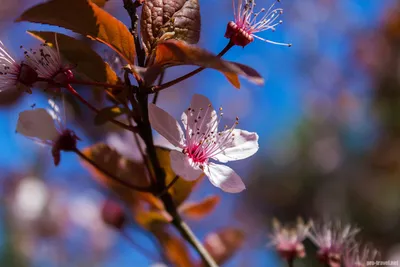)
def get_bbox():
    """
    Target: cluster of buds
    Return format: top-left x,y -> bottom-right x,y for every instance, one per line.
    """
269,219 -> 379,267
